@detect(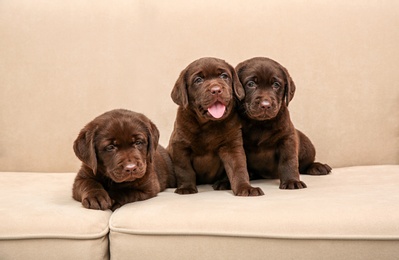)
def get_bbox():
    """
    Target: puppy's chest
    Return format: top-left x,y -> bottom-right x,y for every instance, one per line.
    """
187,127 -> 233,154
243,126 -> 280,176
245,131 -> 278,166
243,125 -> 281,148
192,136 -> 221,153
185,130 -> 227,183
192,153 -> 224,182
